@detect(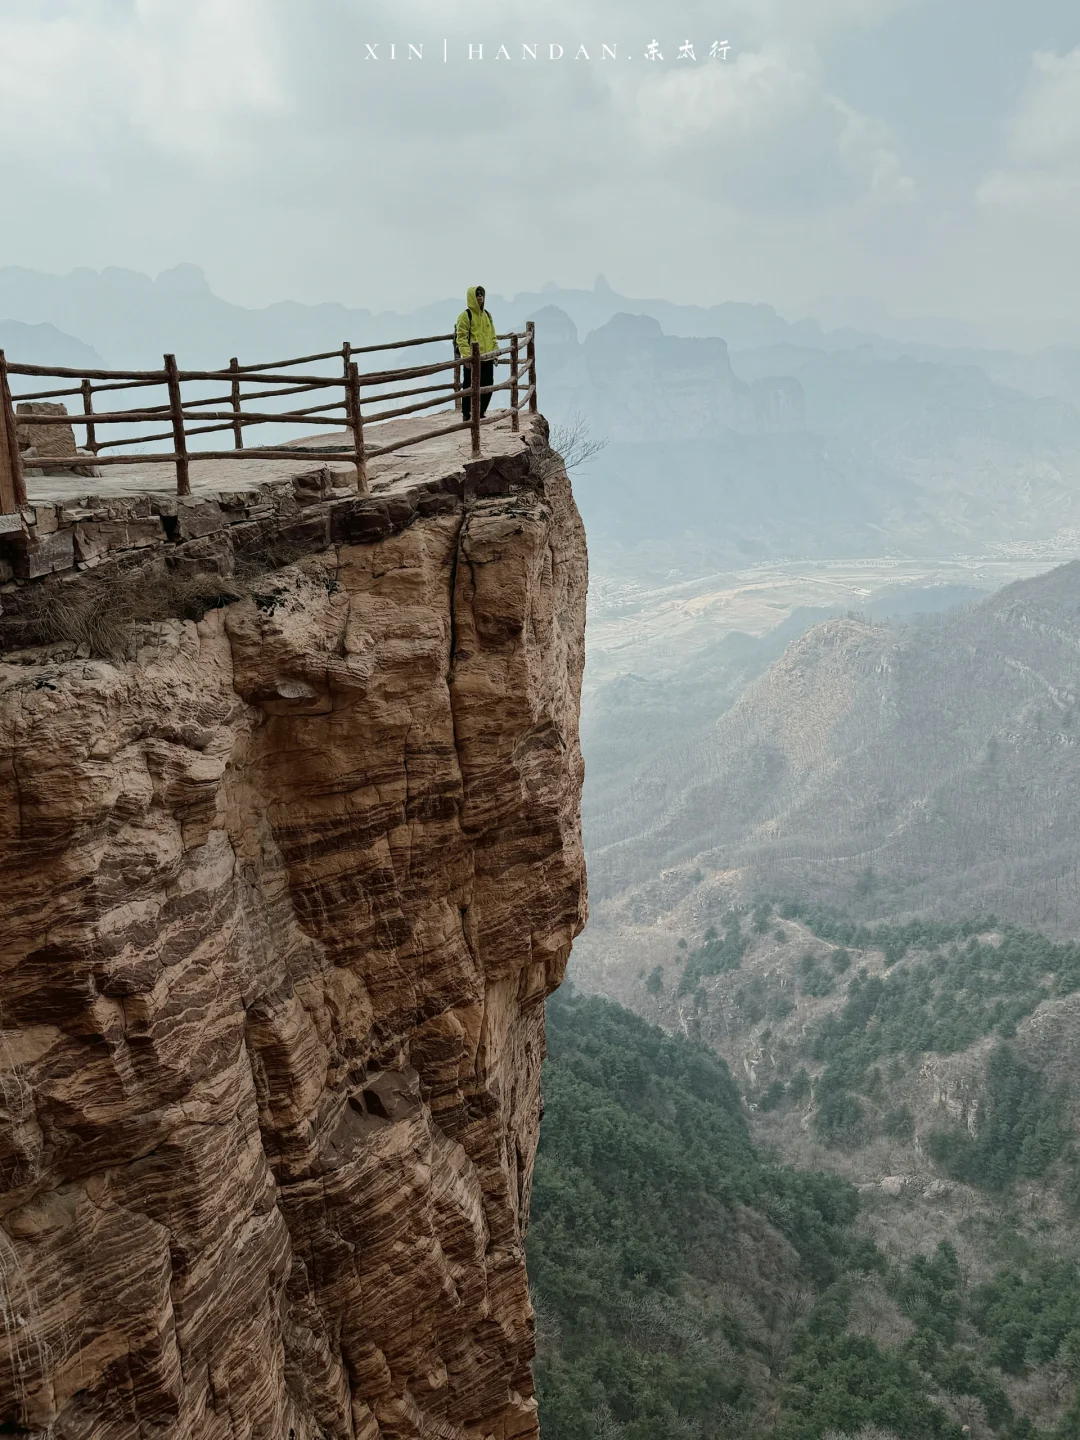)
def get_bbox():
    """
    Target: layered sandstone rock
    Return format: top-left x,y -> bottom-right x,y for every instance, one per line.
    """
0,444 -> 587,1439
